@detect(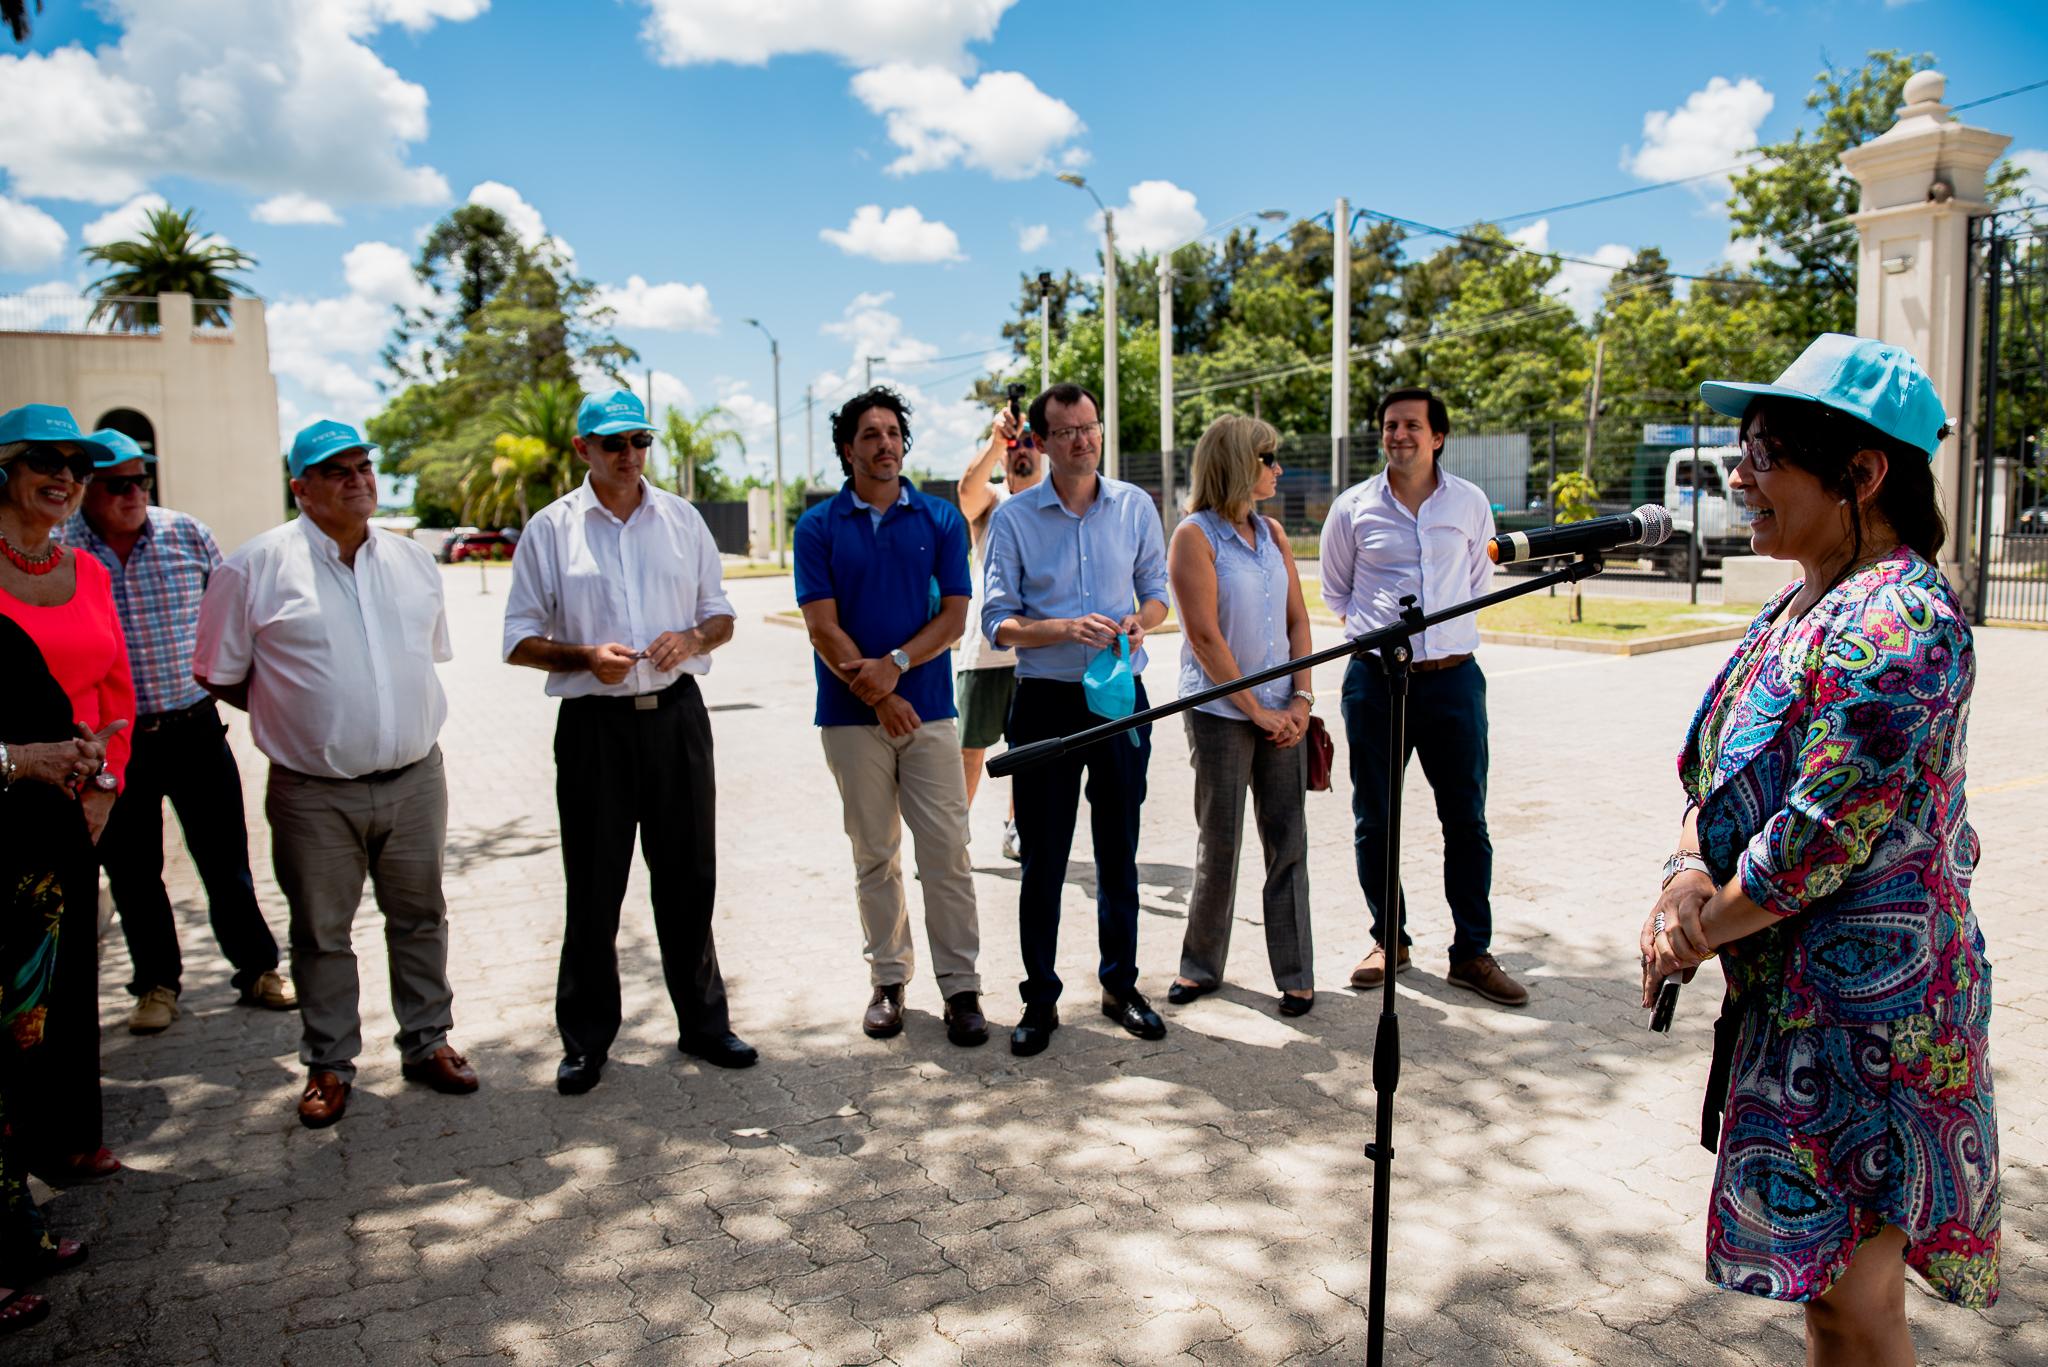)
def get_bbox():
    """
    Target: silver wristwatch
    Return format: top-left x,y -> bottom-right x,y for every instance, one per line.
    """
1291,689 -> 1315,707
1661,851 -> 1710,887
94,768 -> 118,791
888,648 -> 911,672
